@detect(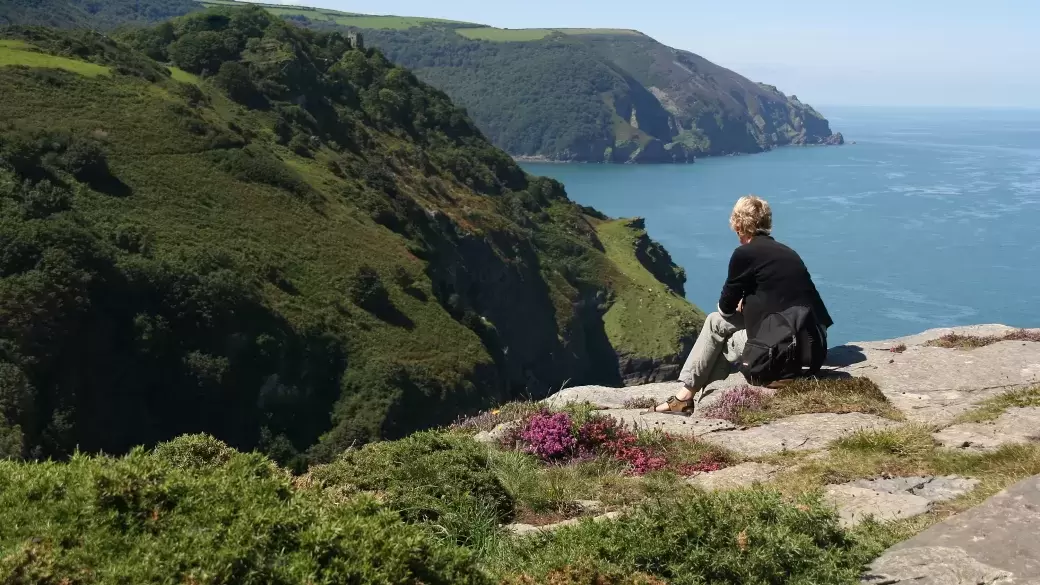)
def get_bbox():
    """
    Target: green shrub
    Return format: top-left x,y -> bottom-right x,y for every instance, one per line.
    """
20,180 -> 72,218
0,439 -> 489,584
58,137 -> 111,184
211,61 -> 257,104
168,30 -> 236,75
491,489 -> 872,584
348,265 -> 392,313
212,145 -> 310,196
310,431 -> 515,545
151,433 -> 238,469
